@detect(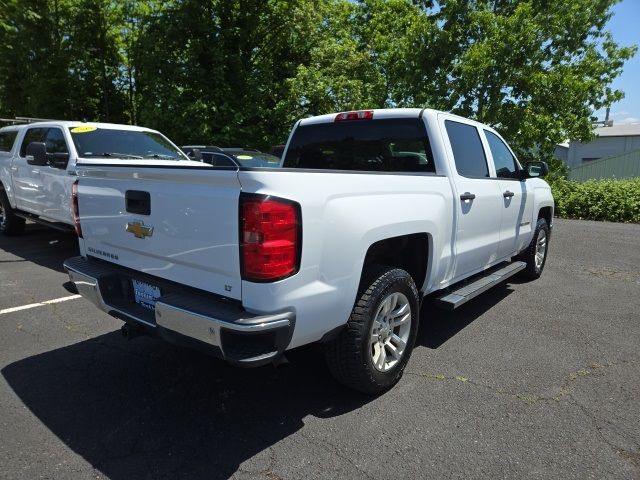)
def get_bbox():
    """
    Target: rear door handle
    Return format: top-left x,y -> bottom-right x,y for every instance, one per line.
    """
503,190 -> 515,198
460,192 -> 476,201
